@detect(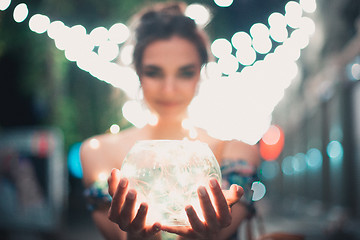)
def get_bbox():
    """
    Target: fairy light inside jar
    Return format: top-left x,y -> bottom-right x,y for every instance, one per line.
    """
120,139 -> 222,226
